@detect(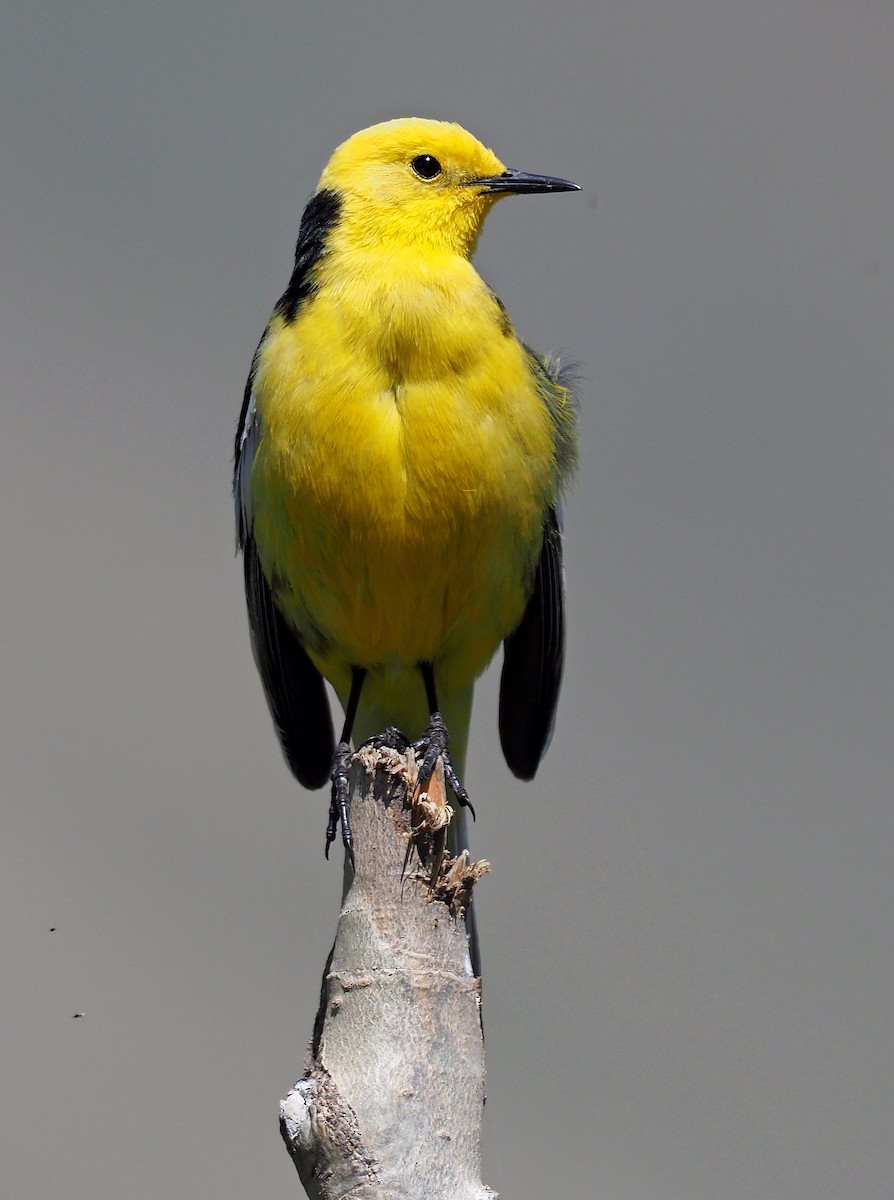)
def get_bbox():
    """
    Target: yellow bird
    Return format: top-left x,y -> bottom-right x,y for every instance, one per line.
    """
235,118 -> 579,858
